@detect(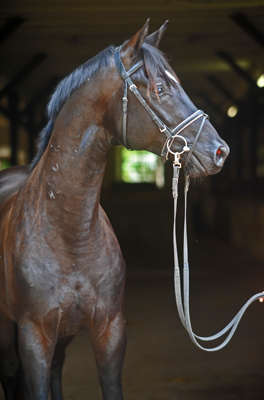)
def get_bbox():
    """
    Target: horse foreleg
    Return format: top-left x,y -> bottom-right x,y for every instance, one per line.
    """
50,335 -> 74,400
91,312 -> 126,400
0,319 -> 20,400
18,316 -> 57,400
